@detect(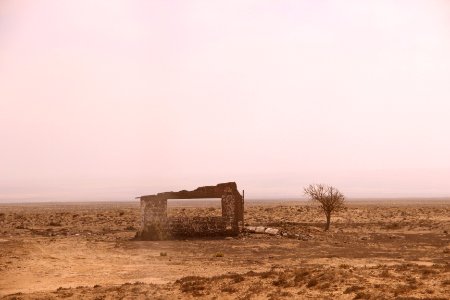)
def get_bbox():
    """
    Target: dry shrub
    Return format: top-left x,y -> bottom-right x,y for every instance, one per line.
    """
353,292 -> 371,299
380,269 -> 390,278
294,269 -> 310,283
272,272 -> 290,287
420,268 -> 437,277
319,282 -> 331,289
48,221 -> 62,226
344,285 -> 364,294
221,286 -> 237,293
384,222 -> 402,230
230,274 -> 245,284
243,284 -> 265,298
395,264 -> 416,271
268,289 -> 292,299
339,264 -> 351,269
244,270 -> 259,277
406,276 -> 418,285
260,270 -> 277,279
279,291 -> 293,297
393,284 -> 416,296
316,271 -> 336,282
212,272 -> 245,284
176,276 -> 208,296
306,278 -> 318,288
